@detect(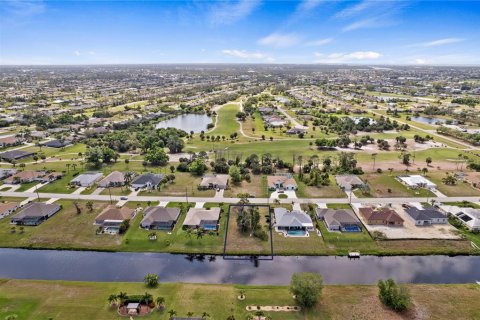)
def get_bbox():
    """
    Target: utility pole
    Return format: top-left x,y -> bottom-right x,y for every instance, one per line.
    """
185,187 -> 189,204
108,186 -> 112,204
